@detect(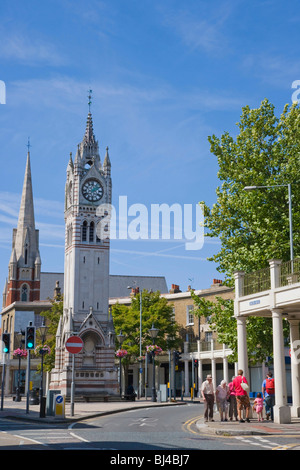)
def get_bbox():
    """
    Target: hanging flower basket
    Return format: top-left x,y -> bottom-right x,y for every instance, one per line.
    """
35,344 -> 51,355
13,348 -> 28,358
146,344 -> 162,355
115,348 -> 128,358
